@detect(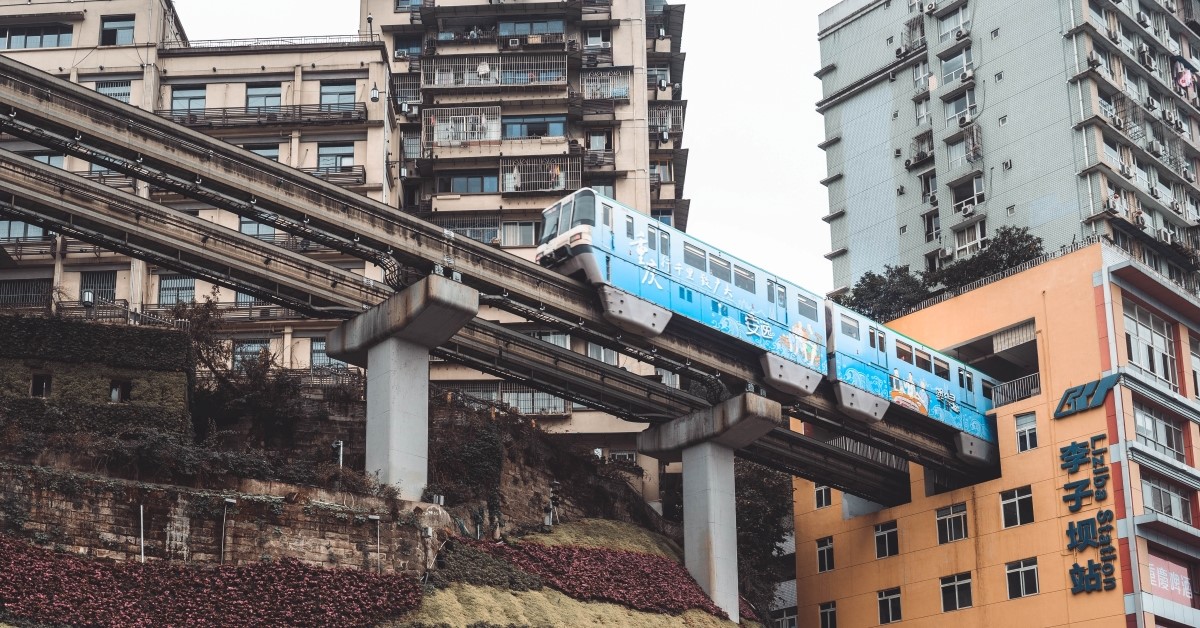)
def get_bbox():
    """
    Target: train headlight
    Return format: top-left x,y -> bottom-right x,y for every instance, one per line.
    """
570,233 -> 584,244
